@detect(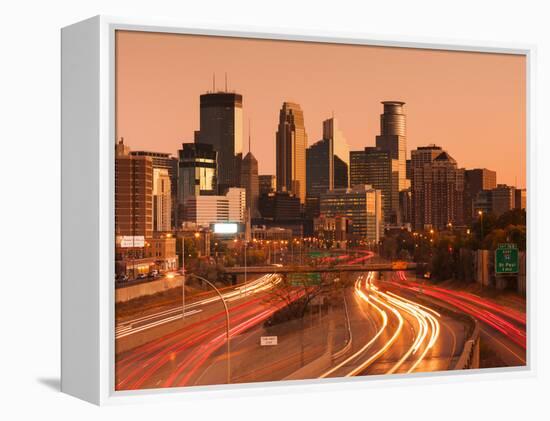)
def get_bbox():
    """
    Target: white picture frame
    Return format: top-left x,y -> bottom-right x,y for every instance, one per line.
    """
61,15 -> 536,405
